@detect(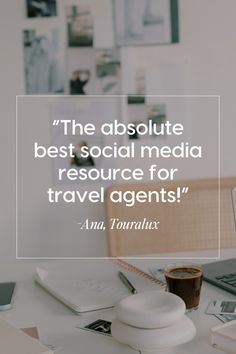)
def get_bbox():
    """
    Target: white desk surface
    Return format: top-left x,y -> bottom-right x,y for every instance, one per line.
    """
0,249 -> 236,354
